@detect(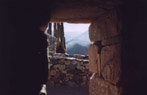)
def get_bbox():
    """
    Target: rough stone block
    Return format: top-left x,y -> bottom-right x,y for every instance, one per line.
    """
102,36 -> 120,46
101,44 -> 120,84
88,44 -> 98,73
89,12 -> 120,42
89,74 -> 120,95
